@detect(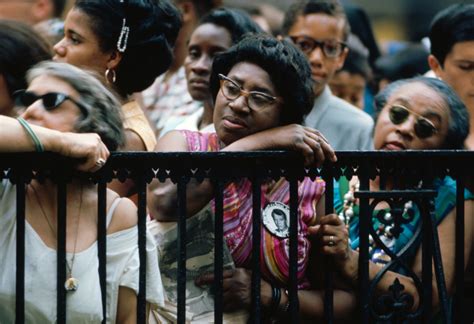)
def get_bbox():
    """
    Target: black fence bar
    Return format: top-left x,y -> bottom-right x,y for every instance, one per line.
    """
323,166 -> 335,323
358,162 -> 371,323
56,180 -> 67,324
137,173 -> 148,323
97,180 -> 107,323
454,177 -> 465,324
421,199 -> 434,323
176,177 -> 188,323
251,176 -> 262,323
213,180 -> 224,324
430,201 -> 450,324
289,178 -> 300,322
15,179 -> 25,324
